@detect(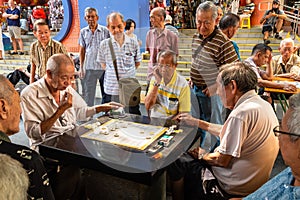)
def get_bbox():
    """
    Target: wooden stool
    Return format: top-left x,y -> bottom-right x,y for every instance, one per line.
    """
240,16 -> 251,29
